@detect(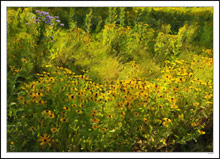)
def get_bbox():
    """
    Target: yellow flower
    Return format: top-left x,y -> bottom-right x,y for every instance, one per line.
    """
143,118 -> 148,123
191,123 -> 197,127
68,94 -> 75,100
17,96 -> 24,101
39,134 -> 51,145
198,129 -> 206,135
176,77 -> 185,82
76,110 -> 82,114
206,101 -> 213,104
101,127 -> 107,132
60,117 -> 68,123
134,112 -> 139,116
92,124 -> 98,130
49,113 -> 55,119
204,95 -> 212,99
171,104 -> 178,109
45,64 -> 52,68
64,106 -> 70,111
120,111 -> 125,117
195,88 -> 201,92
107,114 -> 113,118
29,126 -> 34,131
193,102 -> 200,106
50,128 -> 58,133
162,121 -> 169,127
90,118 -> 100,123
39,100 -> 46,105
138,125 -> 143,131
169,97 -> 177,103
178,114 -> 184,121
162,118 -> 171,127
91,110 -> 97,116
42,110 -> 51,115
21,58 -> 28,63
